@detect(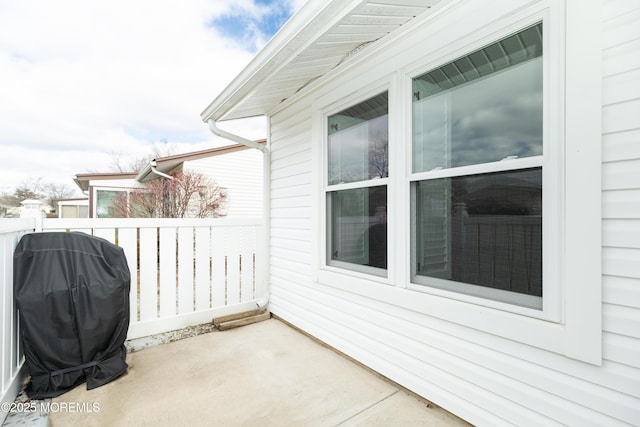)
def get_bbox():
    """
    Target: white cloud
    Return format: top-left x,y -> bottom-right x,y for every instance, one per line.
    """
0,0 -> 300,195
